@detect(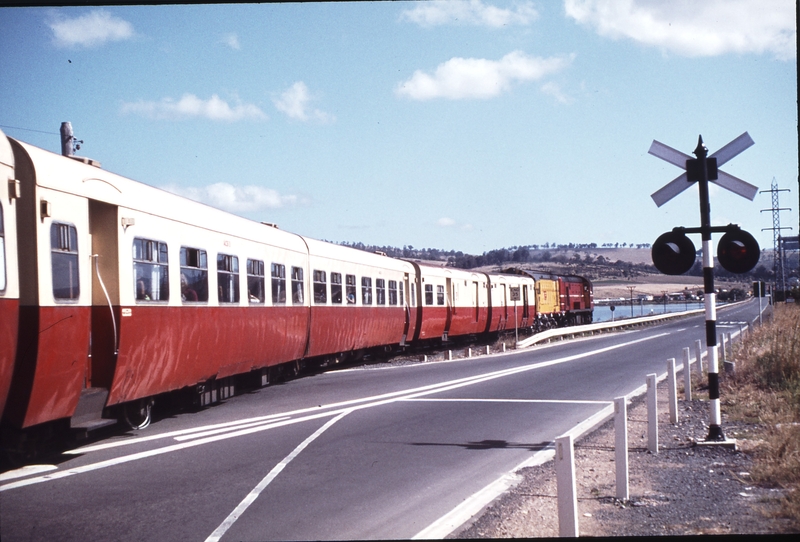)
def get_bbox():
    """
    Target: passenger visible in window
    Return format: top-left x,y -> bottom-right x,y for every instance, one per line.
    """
181,273 -> 198,301
136,270 -> 151,301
